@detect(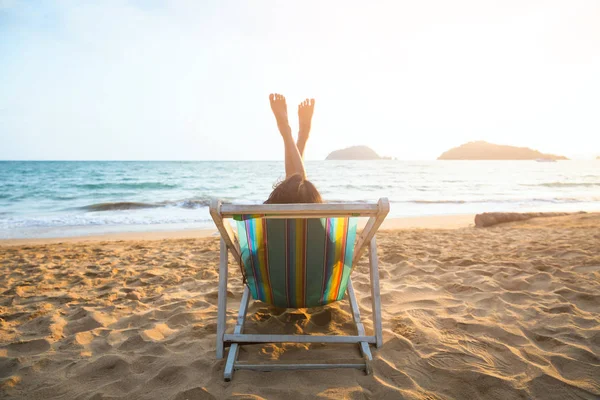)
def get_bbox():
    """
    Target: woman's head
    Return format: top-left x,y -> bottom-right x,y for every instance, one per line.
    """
264,174 -> 322,204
